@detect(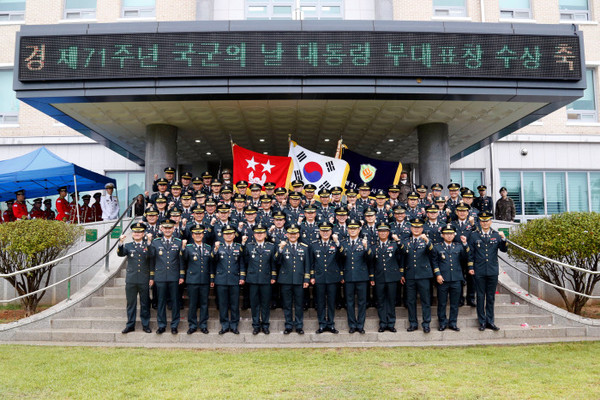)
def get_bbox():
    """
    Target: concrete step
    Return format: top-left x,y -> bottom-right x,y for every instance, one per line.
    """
17,325 -> 587,344
49,314 -> 554,332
